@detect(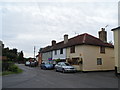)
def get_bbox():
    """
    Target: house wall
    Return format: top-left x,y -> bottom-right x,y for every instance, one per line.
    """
66,45 -> 85,70
114,29 -> 120,73
37,53 -> 42,65
66,45 -> 114,71
52,48 -> 66,60
83,45 -> 114,71
42,51 -> 52,62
